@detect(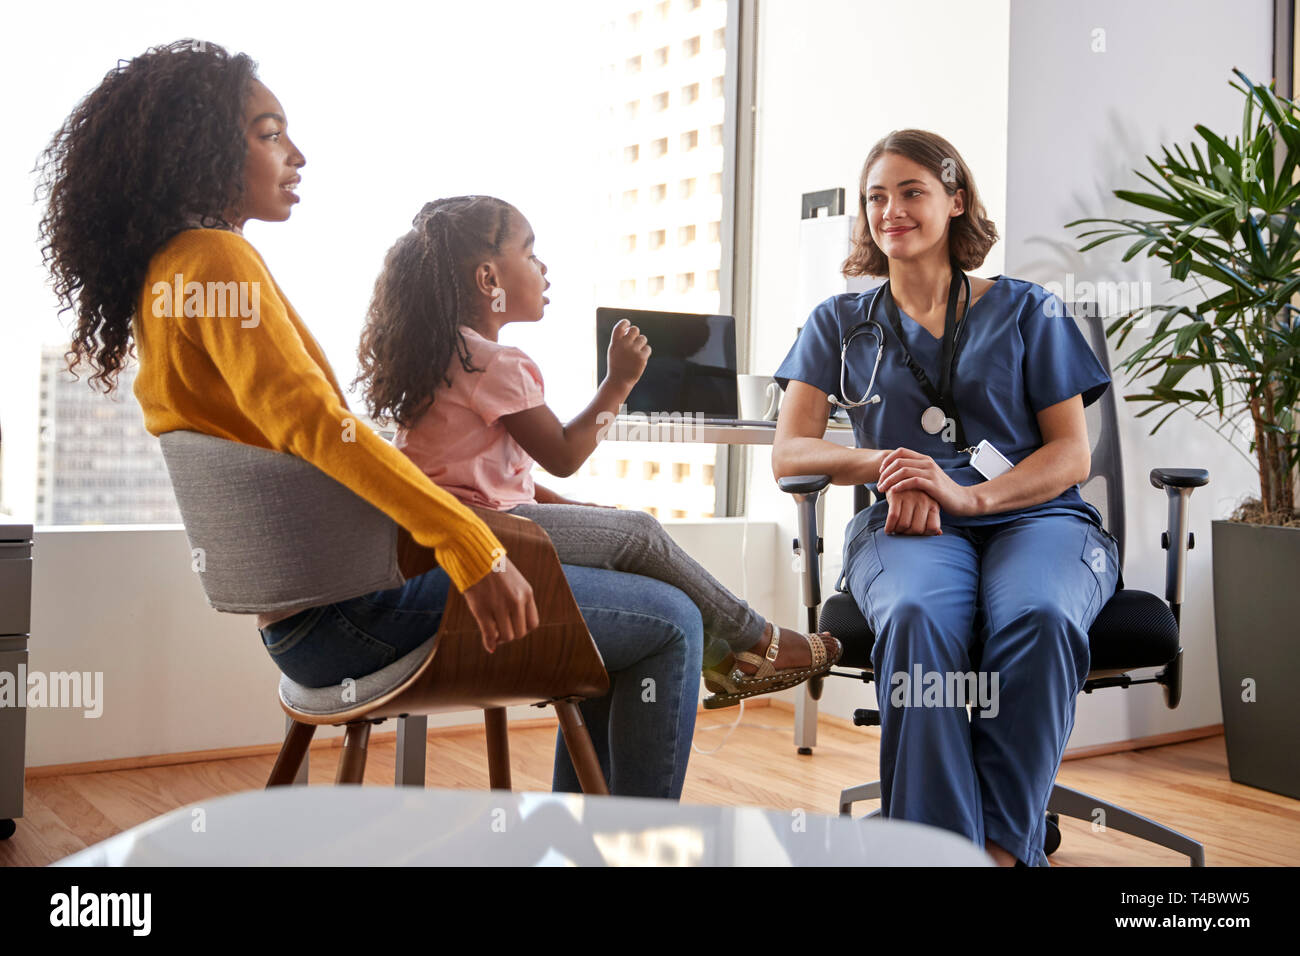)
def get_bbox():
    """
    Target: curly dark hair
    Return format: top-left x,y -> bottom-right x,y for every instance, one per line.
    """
843,129 -> 999,278
37,39 -> 259,393
354,196 -> 518,429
